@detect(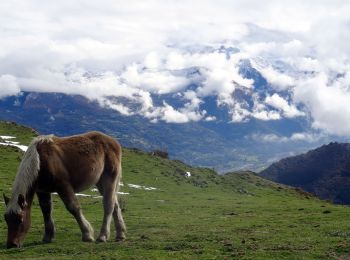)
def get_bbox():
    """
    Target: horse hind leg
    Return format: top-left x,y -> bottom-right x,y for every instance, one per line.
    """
37,192 -> 56,243
96,176 -> 117,242
58,185 -> 94,242
114,194 -> 126,241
